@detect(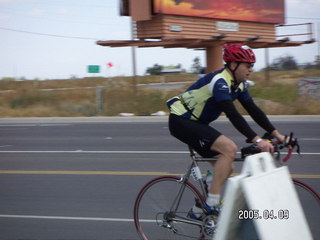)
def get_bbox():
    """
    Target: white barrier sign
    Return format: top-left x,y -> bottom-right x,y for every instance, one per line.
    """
214,152 -> 312,240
